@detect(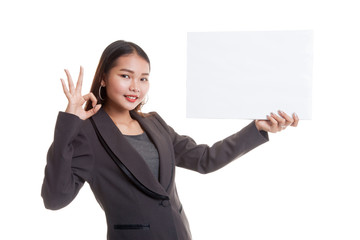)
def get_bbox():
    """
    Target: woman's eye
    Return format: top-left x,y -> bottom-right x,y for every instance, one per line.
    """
140,78 -> 148,82
120,74 -> 130,79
